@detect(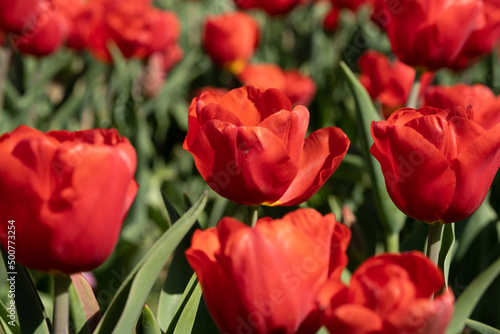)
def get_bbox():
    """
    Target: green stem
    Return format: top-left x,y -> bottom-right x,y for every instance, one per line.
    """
426,223 -> 443,267
53,274 -> 71,334
406,70 -> 422,109
0,46 -> 12,124
385,232 -> 399,253
246,205 -> 259,227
